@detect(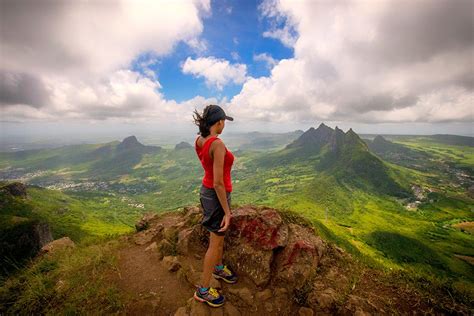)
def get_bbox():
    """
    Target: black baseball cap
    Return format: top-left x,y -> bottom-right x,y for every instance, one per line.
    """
206,105 -> 234,125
